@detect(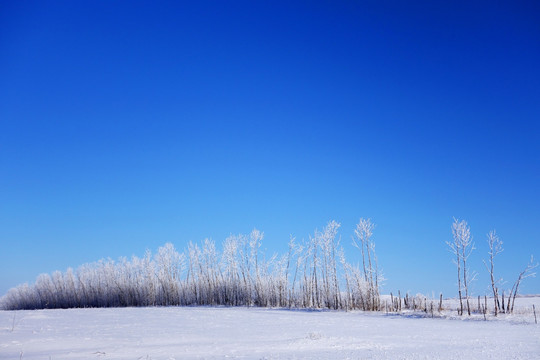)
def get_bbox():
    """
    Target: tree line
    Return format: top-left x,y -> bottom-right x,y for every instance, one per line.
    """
1,219 -> 381,311
2,218 -> 535,315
